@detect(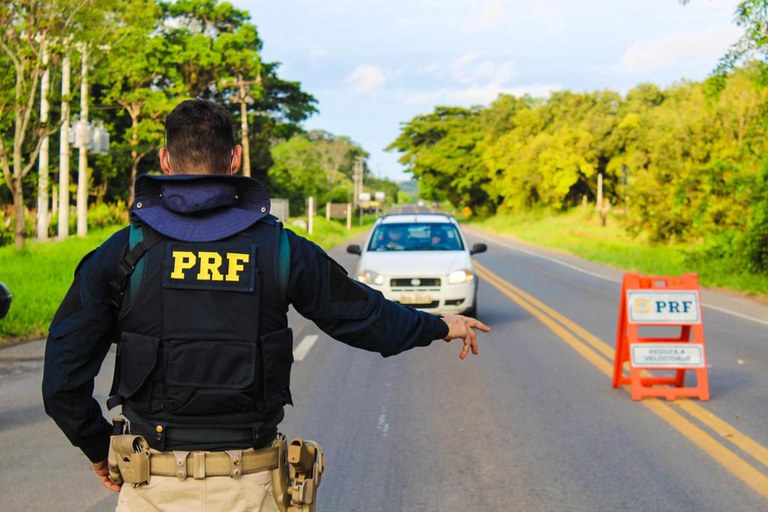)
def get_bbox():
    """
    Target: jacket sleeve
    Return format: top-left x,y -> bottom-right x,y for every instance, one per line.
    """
42,228 -> 129,463
285,230 -> 449,357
